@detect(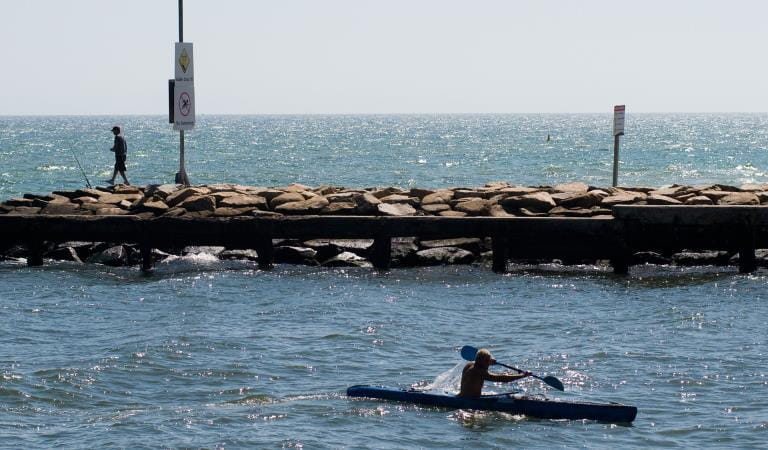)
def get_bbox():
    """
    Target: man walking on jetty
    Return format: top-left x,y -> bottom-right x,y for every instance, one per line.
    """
458,348 -> 531,397
108,126 -> 130,185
